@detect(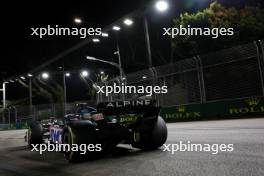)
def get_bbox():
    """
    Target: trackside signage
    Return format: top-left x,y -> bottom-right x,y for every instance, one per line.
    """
2,97 -> 264,130
161,104 -> 202,122
161,97 -> 264,122
229,97 -> 264,115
